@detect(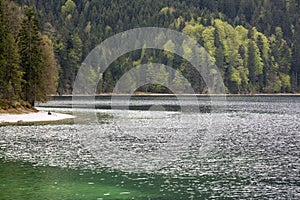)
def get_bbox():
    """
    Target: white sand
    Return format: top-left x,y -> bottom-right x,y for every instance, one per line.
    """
0,111 -> 75,123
